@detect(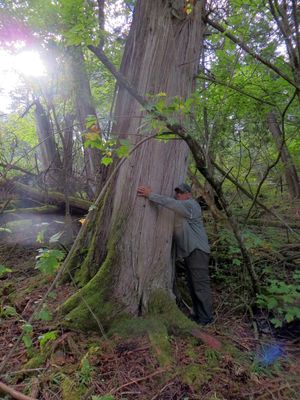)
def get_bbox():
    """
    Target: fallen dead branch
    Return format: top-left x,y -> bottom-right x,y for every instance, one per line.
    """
243,218 -> 300,230
29,377 -> 40,398
109,368 -> 166,395
0,380 -> 37,400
